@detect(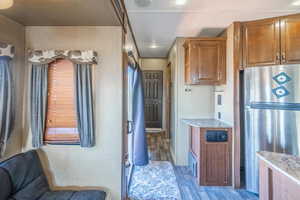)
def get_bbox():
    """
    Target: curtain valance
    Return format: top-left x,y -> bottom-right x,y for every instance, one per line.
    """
0,42 -> 15,59
28,50 -> 98,64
